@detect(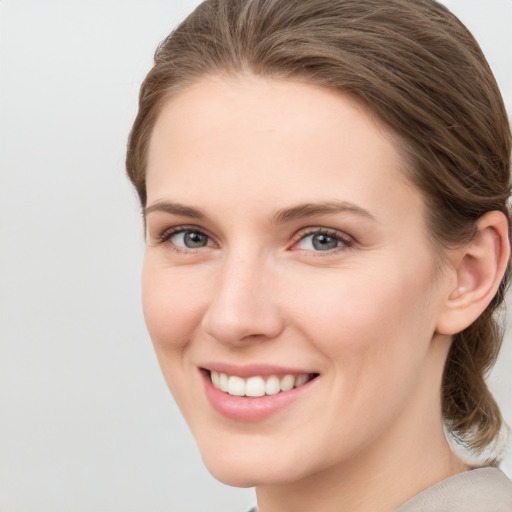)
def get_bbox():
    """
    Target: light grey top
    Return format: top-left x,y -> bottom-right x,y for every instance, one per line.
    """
247,467 -> 512,512
395,467 -> 512,512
